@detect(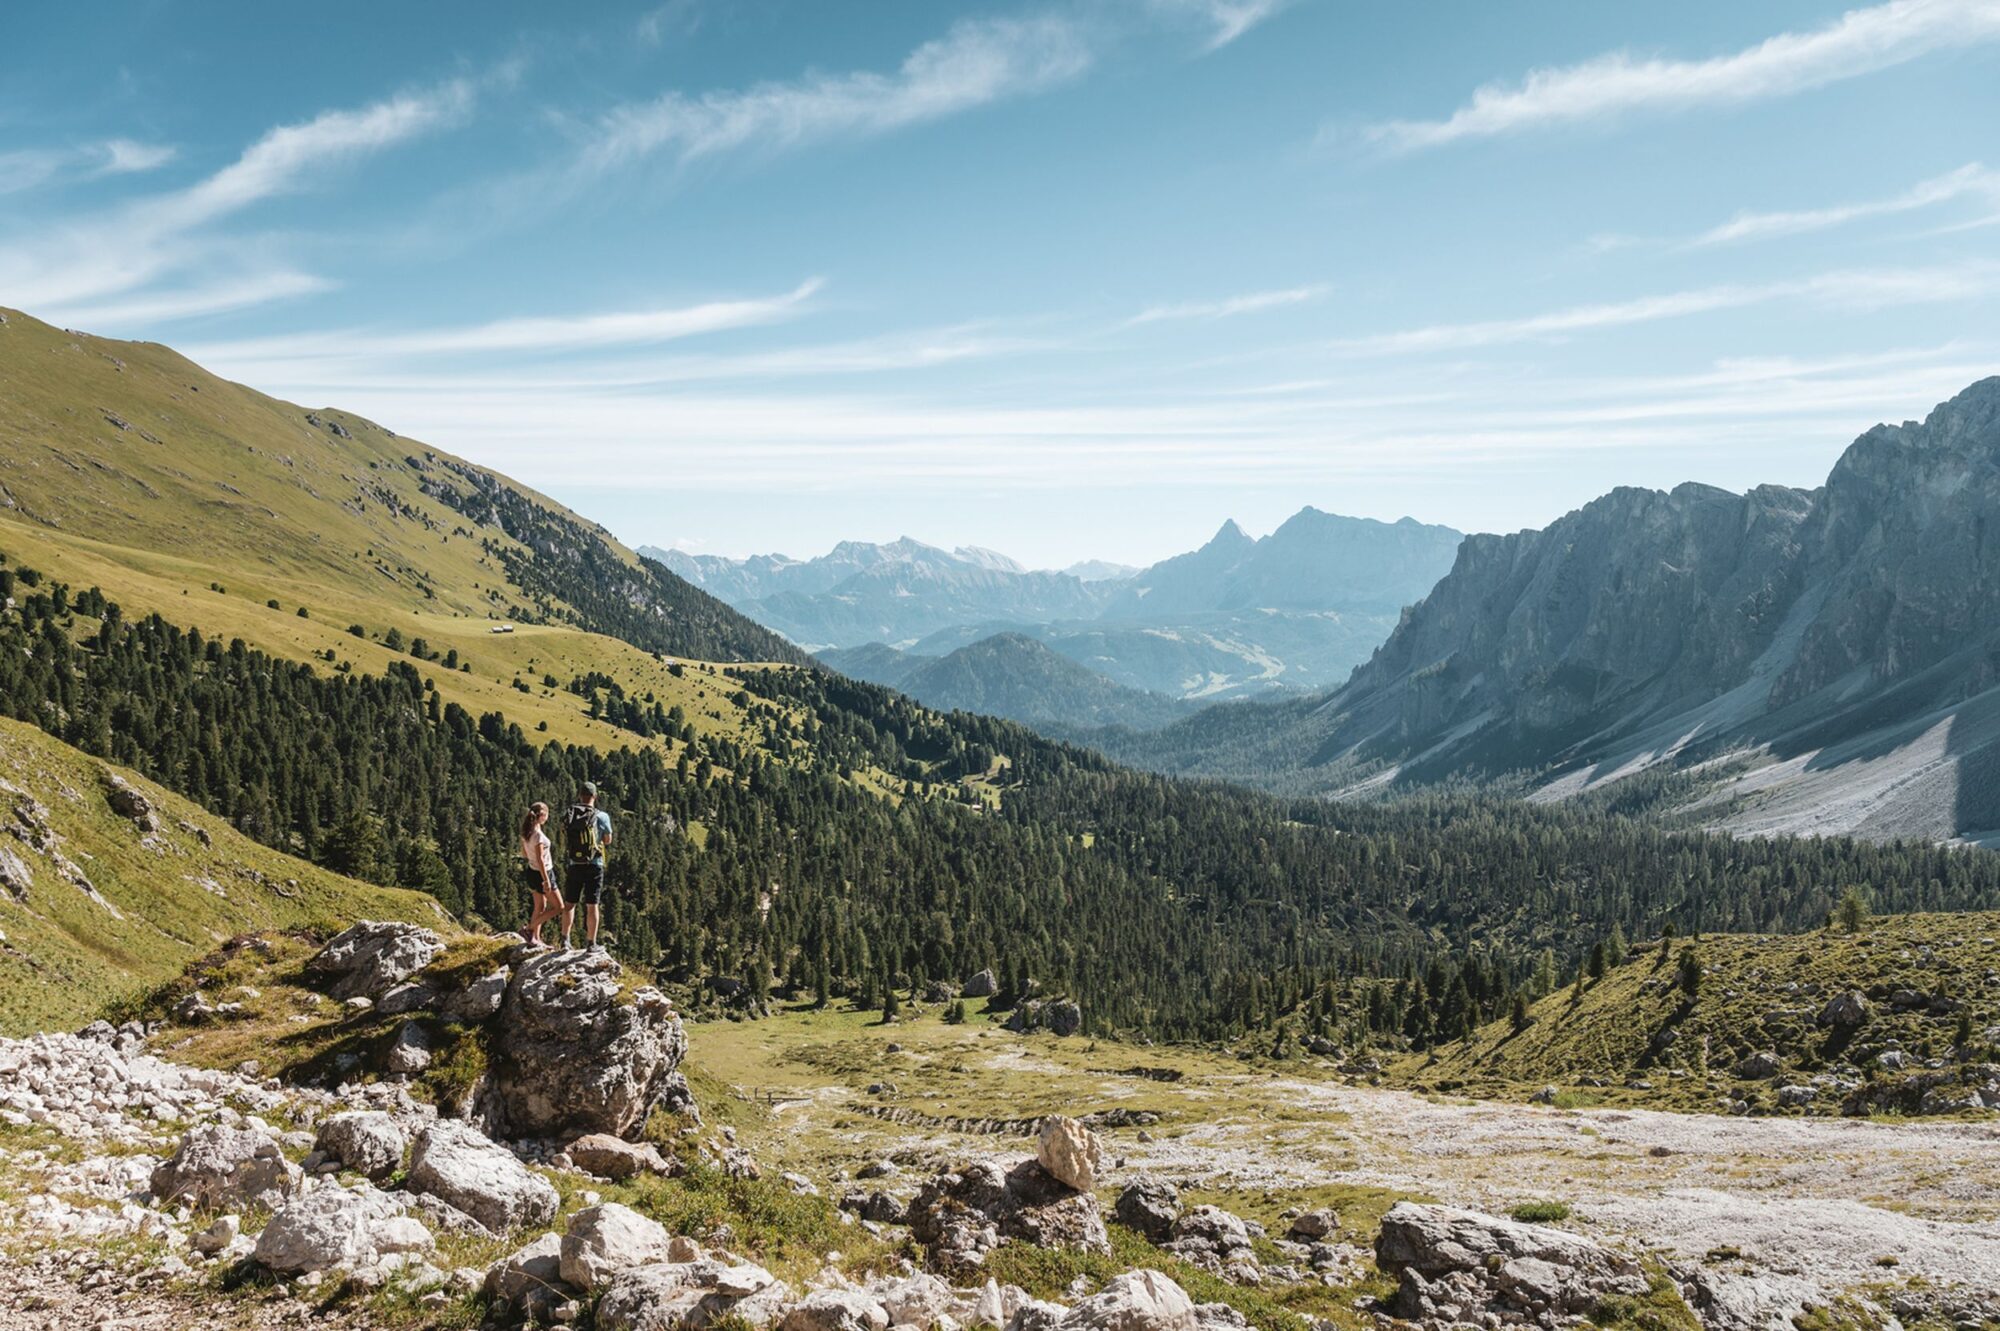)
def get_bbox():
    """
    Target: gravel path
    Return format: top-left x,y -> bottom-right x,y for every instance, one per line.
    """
1120,1076 -> 2000,1305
